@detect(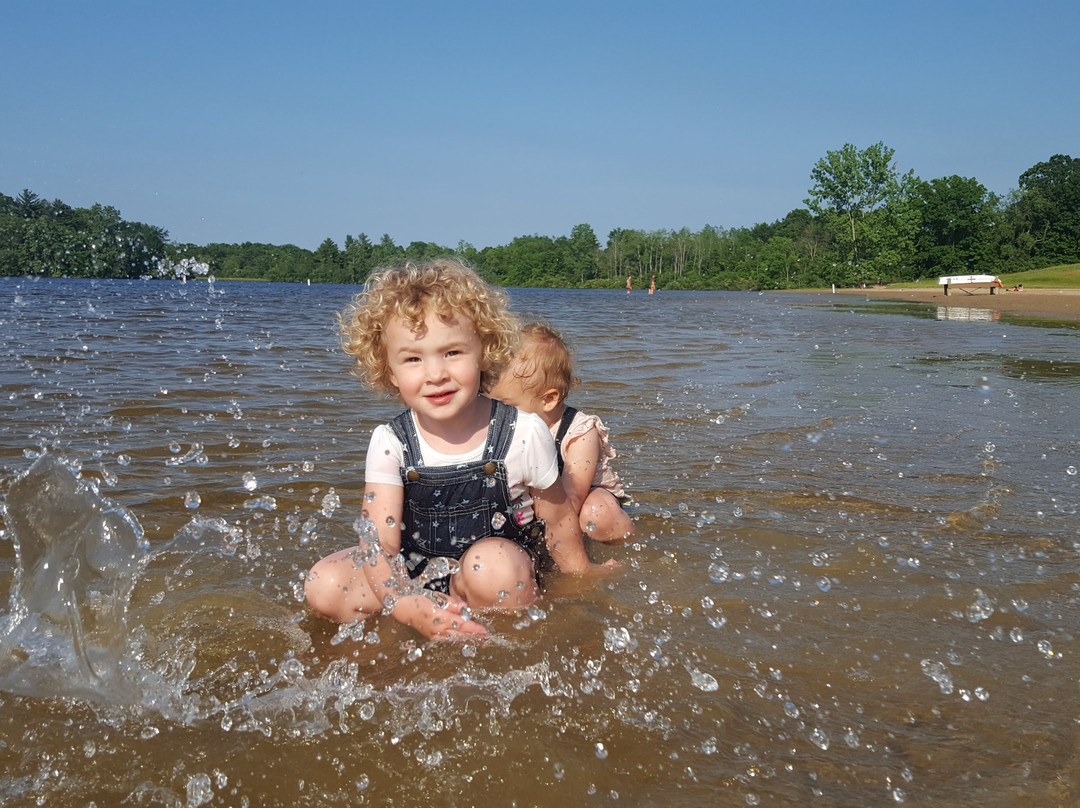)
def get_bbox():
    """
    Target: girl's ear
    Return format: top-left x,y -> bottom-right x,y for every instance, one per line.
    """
540,388 -> 561,414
